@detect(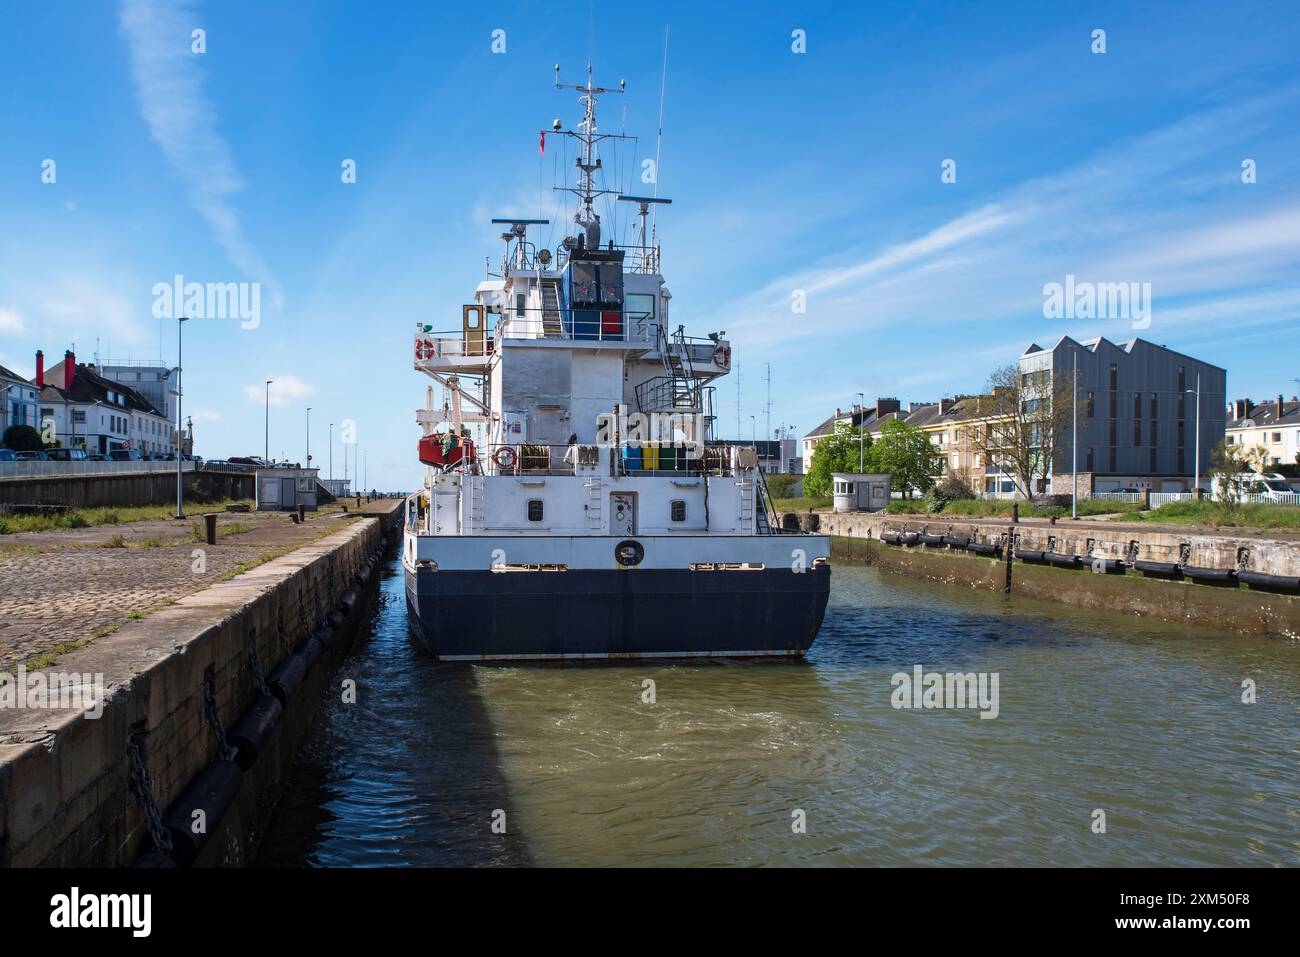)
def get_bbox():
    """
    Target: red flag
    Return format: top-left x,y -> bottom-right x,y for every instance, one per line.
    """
539,130 -> 546,155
